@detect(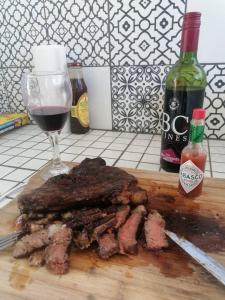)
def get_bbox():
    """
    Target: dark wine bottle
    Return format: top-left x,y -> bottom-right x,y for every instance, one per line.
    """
160,12 -> 206,173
